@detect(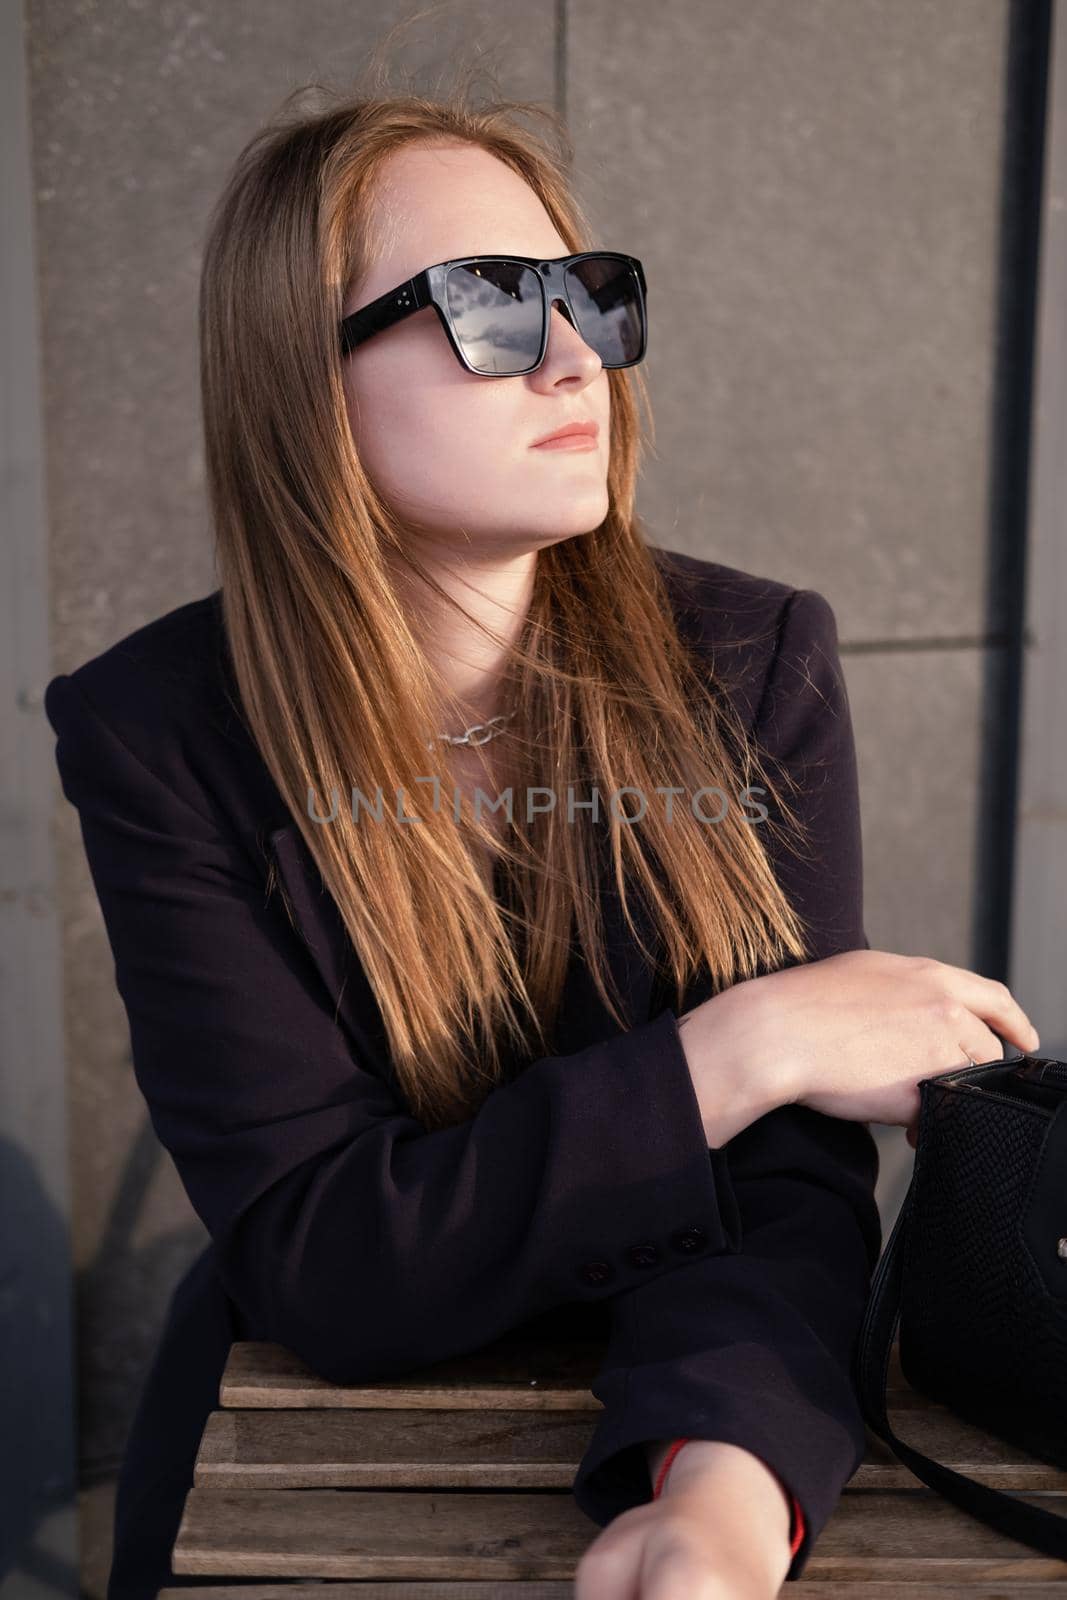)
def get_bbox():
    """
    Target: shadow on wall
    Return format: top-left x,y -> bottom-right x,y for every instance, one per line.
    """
1,1108 -> 206,1596
1,1134 -> 78,1593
